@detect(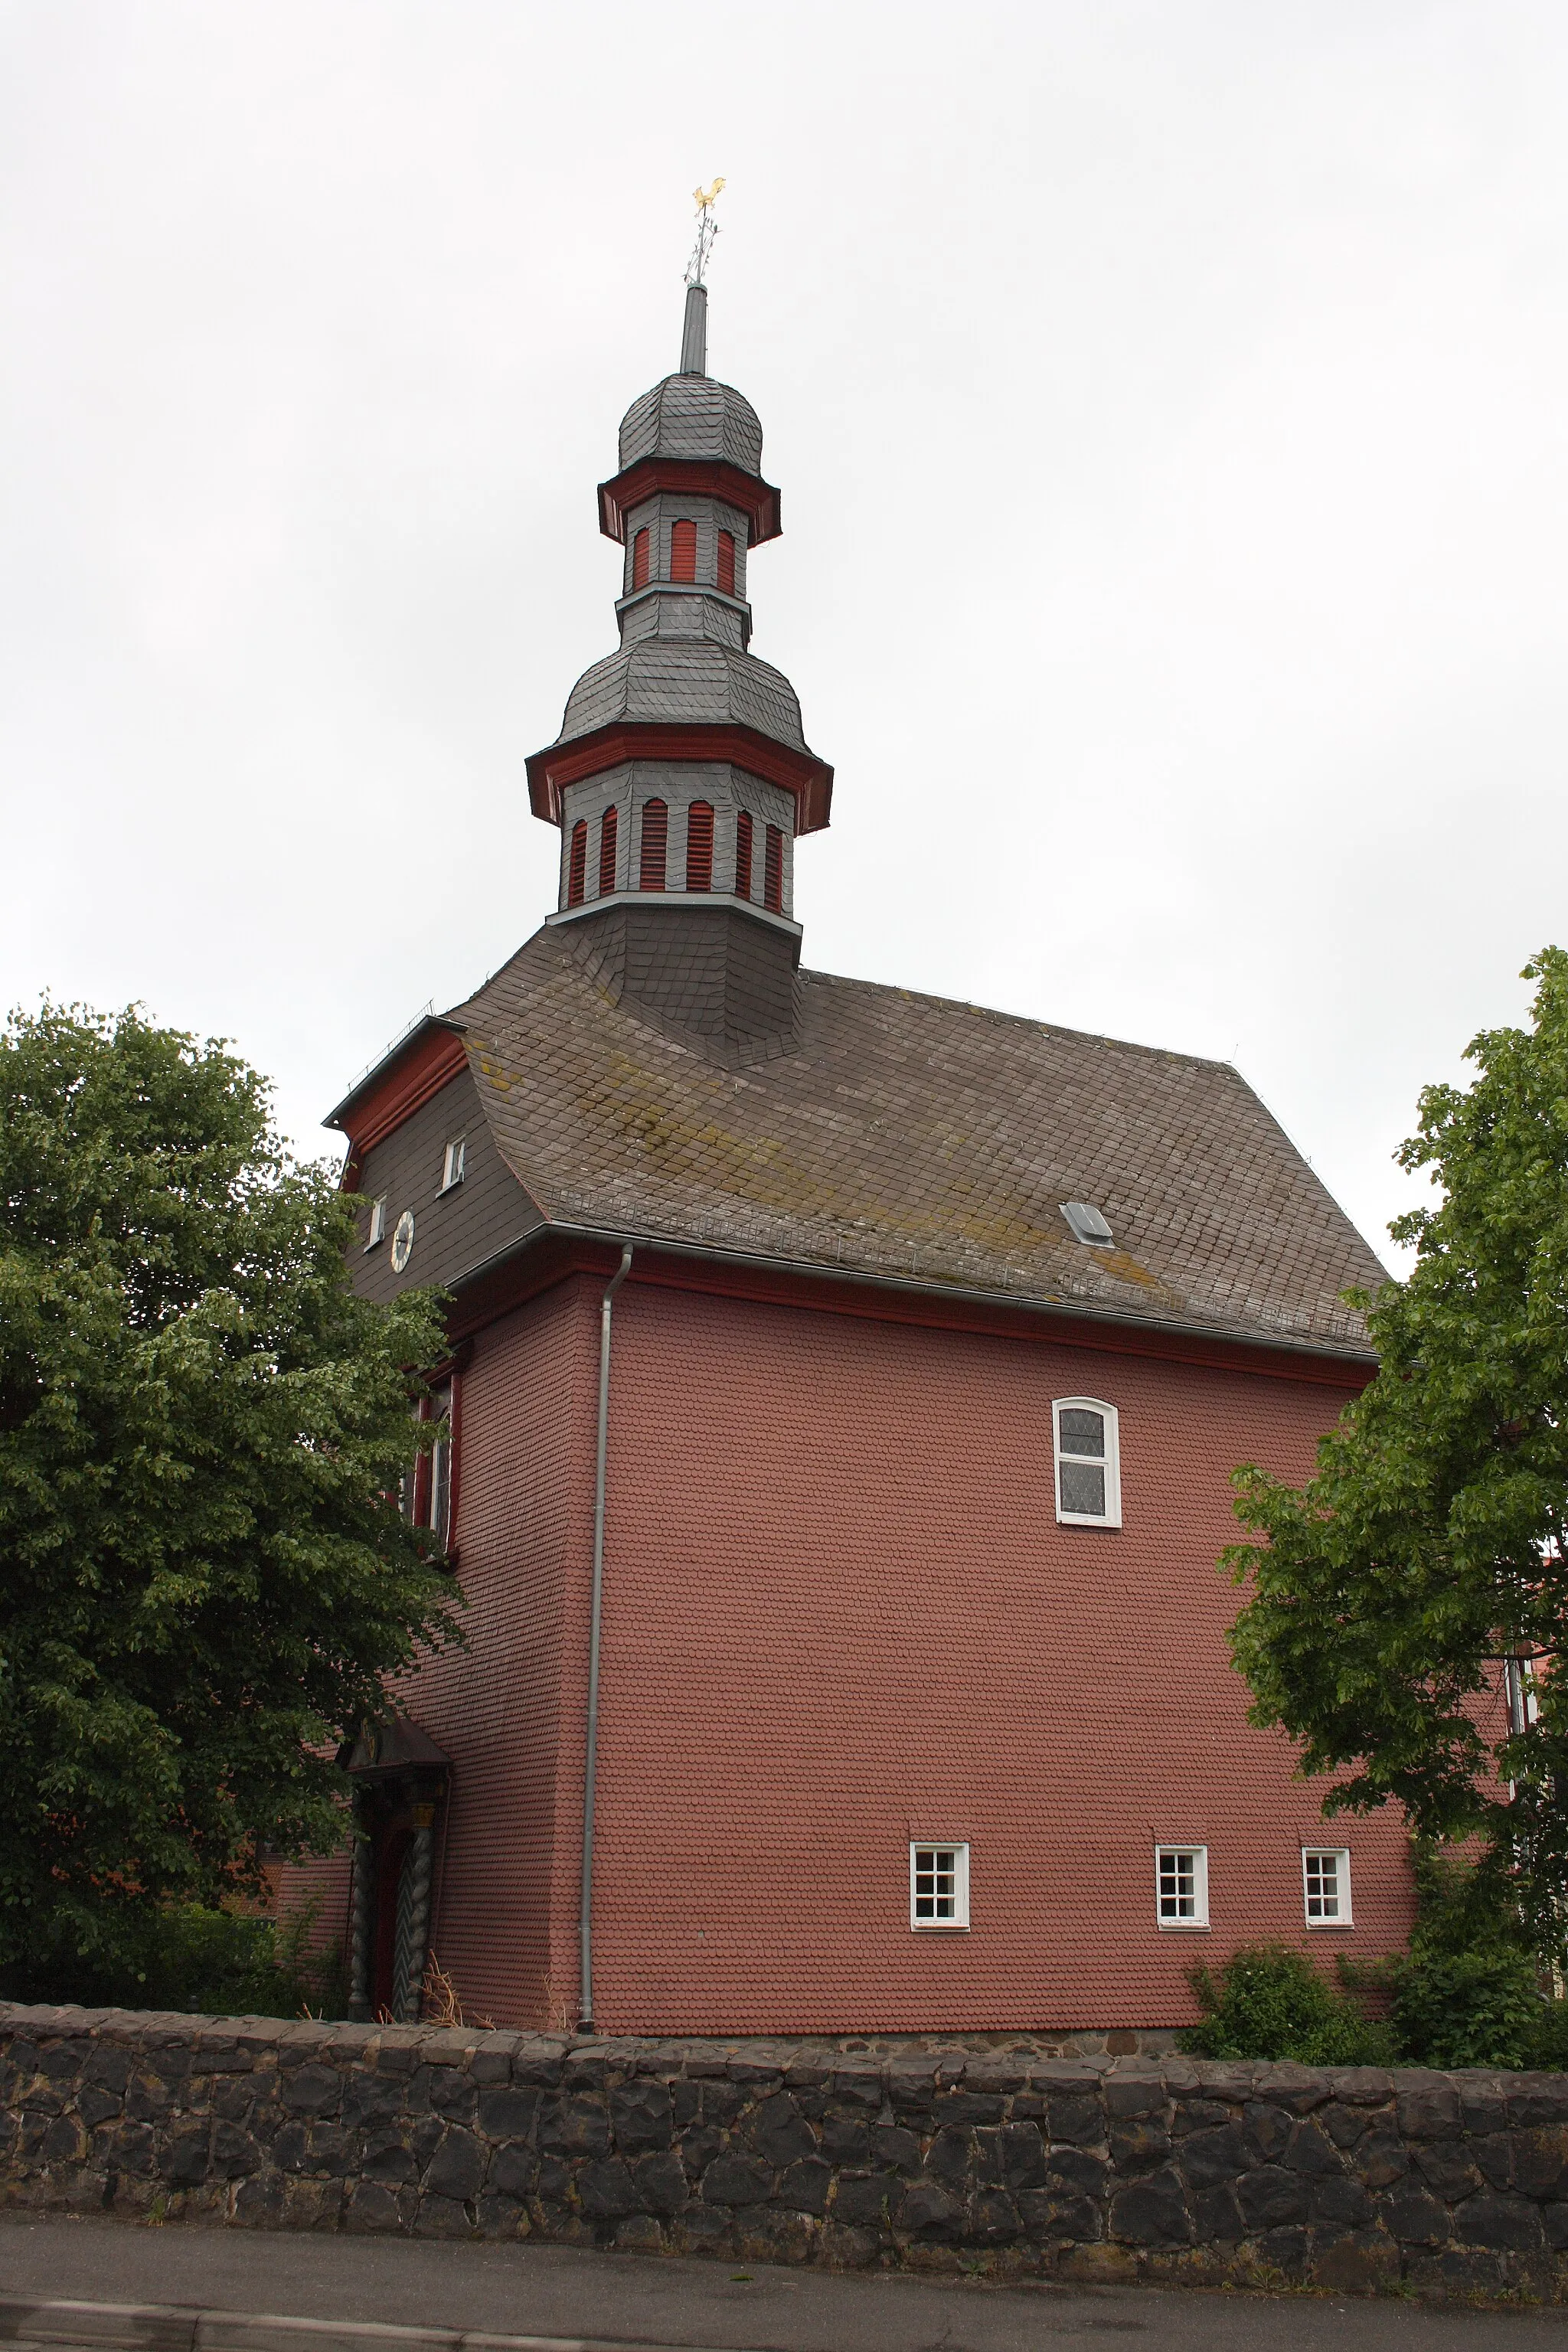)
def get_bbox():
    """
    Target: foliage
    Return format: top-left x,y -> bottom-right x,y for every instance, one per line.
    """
0,1002 -> 462,1993
1180,1942 -> 1393,2065
1379,1843 -> 1564,2071
3,1899 -> 344,2020
1224,949 -> 1568,1957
